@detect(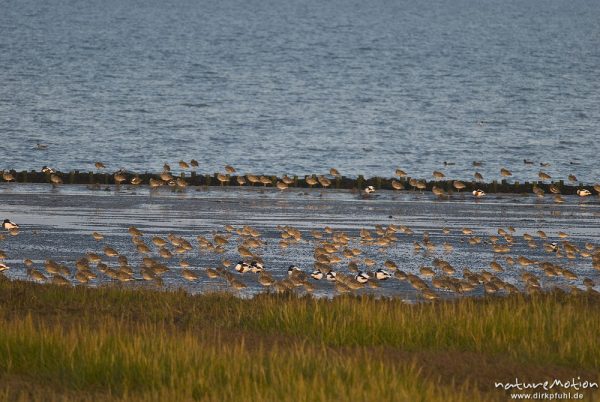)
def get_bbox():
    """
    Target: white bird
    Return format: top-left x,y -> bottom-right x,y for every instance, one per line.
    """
375,268 -> 391,280
472,189 -> 486,198
288,265 -> 301,276
326,271 -> 337,281
355,271 -> 369,284
2,219 -> 18,230
250,261 -> 264,273
364,186 -> 376,194
310,269 -> 324,280
41,166 -> 55,174
577,189 -> 591,197
234,261 -> 251,273
0,263 -> 8,272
